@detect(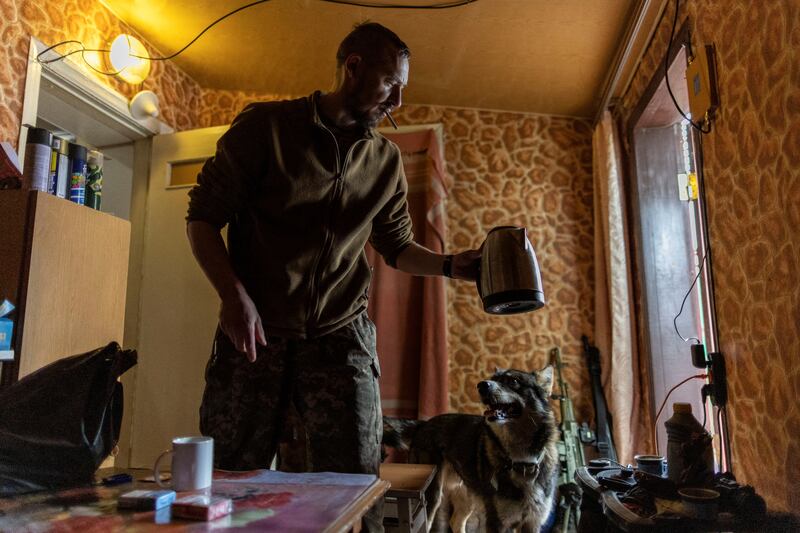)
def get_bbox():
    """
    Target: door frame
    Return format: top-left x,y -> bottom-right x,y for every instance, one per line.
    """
127,125 -> 228,468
